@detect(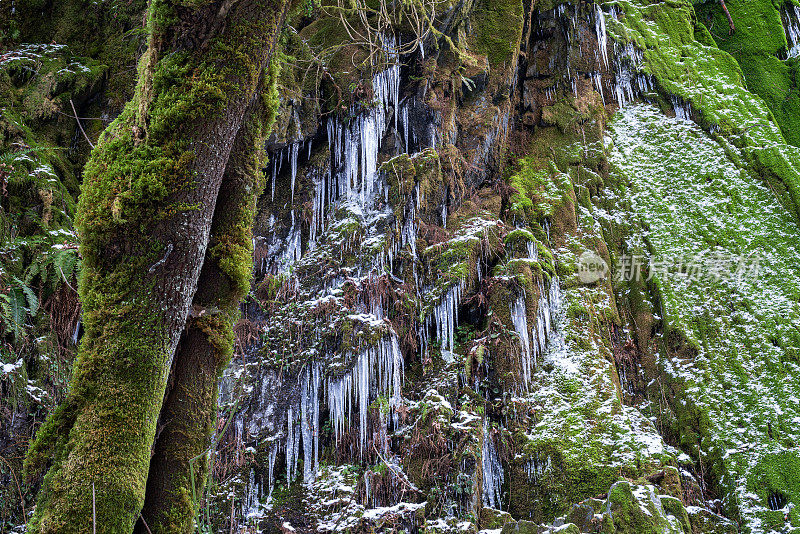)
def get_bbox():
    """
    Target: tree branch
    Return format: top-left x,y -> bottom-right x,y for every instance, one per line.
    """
719,0 -> 735,34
